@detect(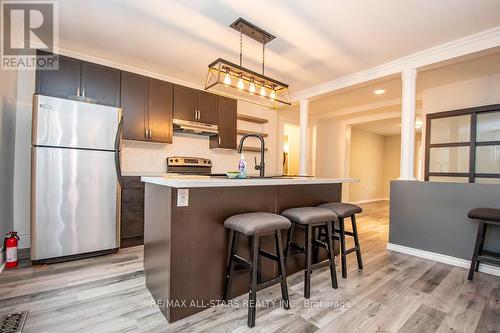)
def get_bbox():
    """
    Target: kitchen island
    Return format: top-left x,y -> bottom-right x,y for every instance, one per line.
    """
141,176 -> 358,322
